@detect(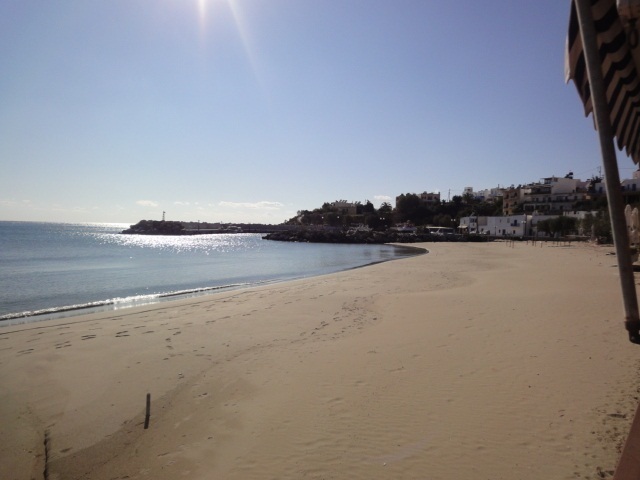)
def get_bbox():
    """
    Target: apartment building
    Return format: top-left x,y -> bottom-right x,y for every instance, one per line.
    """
502,185 -> 530,215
